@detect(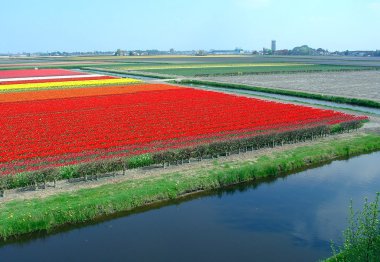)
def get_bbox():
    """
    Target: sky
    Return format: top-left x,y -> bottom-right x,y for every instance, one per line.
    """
1,0 -> 380,53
